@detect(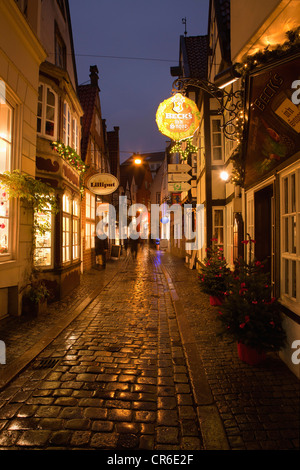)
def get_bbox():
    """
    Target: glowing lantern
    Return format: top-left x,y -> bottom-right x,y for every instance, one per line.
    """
156,93 -> 201,141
